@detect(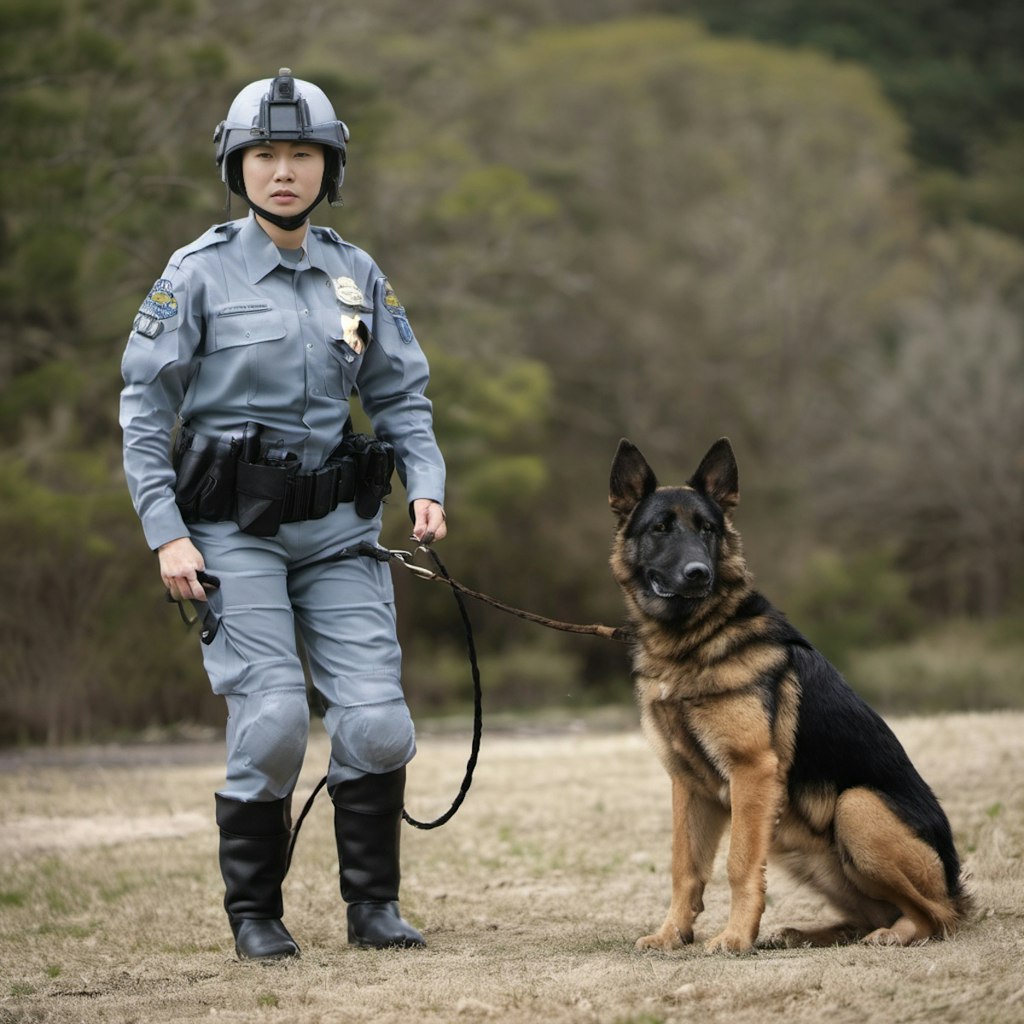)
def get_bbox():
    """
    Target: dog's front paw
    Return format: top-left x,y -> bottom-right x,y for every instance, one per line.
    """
634,924 -> 692,952
704,928 -> 755,954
